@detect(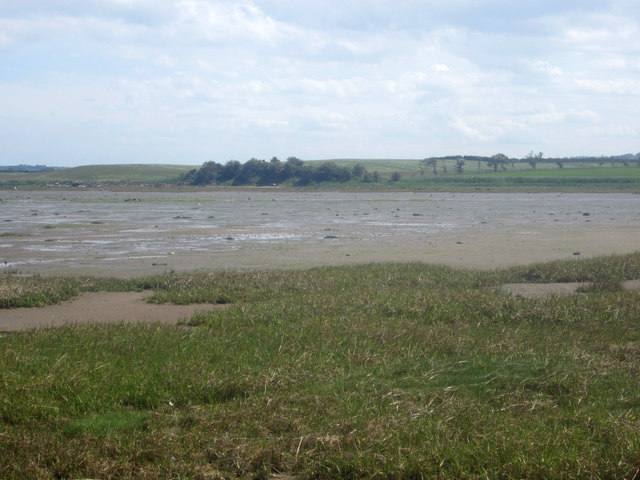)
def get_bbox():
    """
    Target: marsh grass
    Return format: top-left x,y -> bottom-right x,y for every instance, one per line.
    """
1,254 -> 640,478
62,410 -> 150,437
